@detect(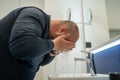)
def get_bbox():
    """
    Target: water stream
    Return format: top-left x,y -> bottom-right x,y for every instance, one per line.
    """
73,60 -> 77,76
53,51 -> 79,76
